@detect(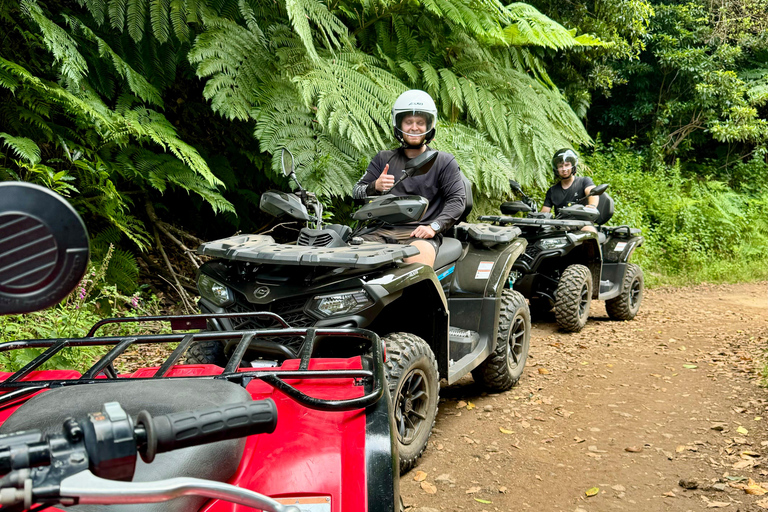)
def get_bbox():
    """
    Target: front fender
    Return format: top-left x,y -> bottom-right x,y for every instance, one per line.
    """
364,264 -> 451,378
